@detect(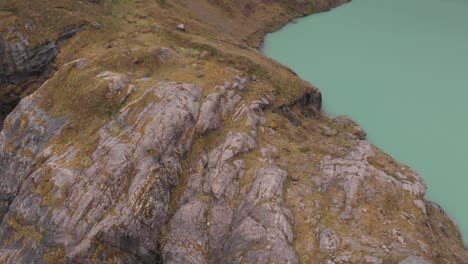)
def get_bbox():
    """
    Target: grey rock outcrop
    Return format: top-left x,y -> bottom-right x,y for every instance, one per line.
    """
0,81 -> 202,263
164,91 -> 298,263
0,95 -> 65,221
162,200 -> 209,264
0,0 -> 467,263
318,141 -> 427,219
196,85 -> 246,134
0,24 -> 85,86
233,98 -> 269,129
196,90 -> 225,134
97,71 -> 130,97
0,23 -> 85,128
0,50 -> 466,264
233,75 -> 249,91
224,166 -> 297,264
